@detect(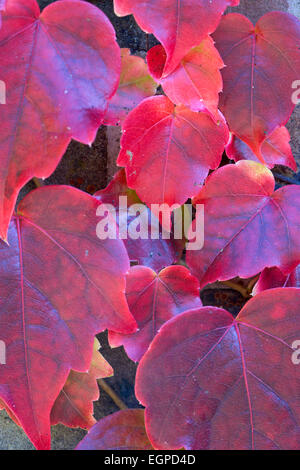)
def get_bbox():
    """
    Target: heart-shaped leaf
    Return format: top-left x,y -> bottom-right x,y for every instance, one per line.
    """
114,0 -> 239,77
0,186 -> 136,449
136,288 -> 300,449
147,38 -> 224,118
104,49 -> 157,126
0,0 -> 120,240
109,265 -> 202,362
94,170 -> 183,271
213,12 -> 300,157
226,127 -> 297,171
117,95 -> 229,208
76,409 -> 153,450
186,160 -> 300,288
50,339 -> 113,430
